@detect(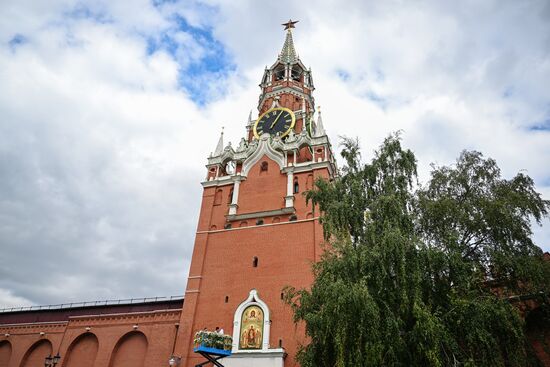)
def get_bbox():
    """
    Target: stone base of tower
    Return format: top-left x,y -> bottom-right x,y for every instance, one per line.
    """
224,349 -> 285,367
